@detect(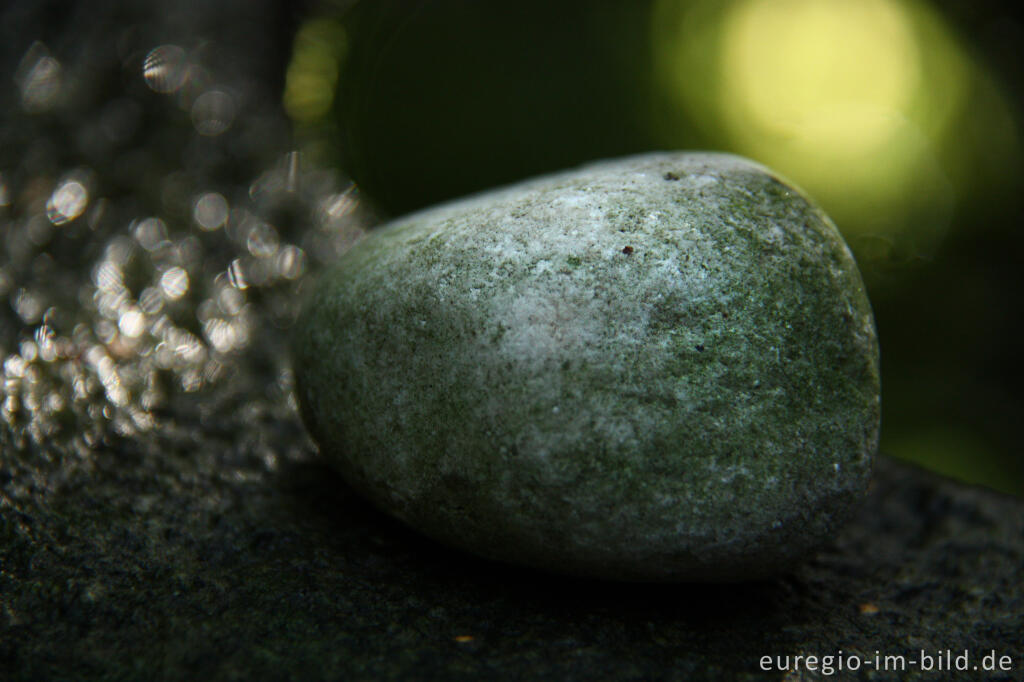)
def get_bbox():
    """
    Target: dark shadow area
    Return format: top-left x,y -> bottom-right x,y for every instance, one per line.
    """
256,455 -> 1022,680
281,456 -> 790,607
273,457 -> 803,676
